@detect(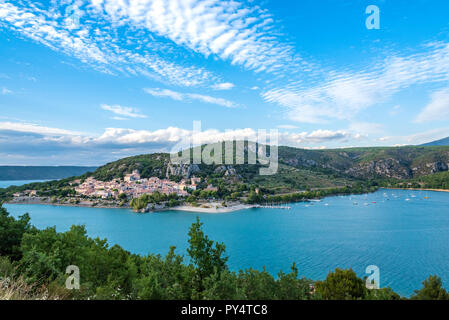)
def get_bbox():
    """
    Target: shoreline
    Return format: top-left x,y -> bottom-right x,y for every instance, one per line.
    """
380,187 -> 449,193
167,204 -> 256,214
5,197 -> 126,209
6,187 -> 448,213
4,197 -> 256,213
